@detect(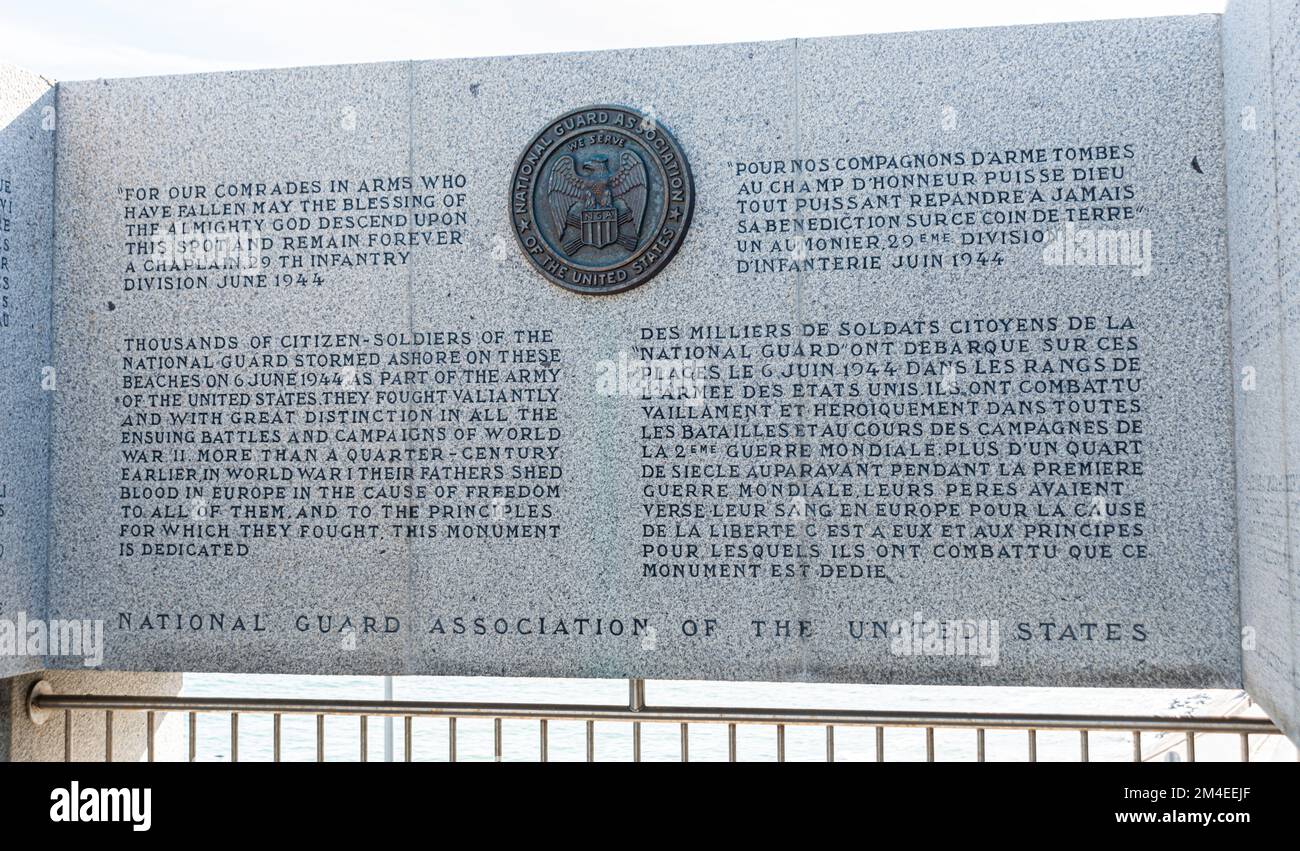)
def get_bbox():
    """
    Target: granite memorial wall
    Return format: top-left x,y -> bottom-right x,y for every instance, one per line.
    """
0,64 -> 53,679
1,0 -> 1296,743
1223,0 -> 1299,745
